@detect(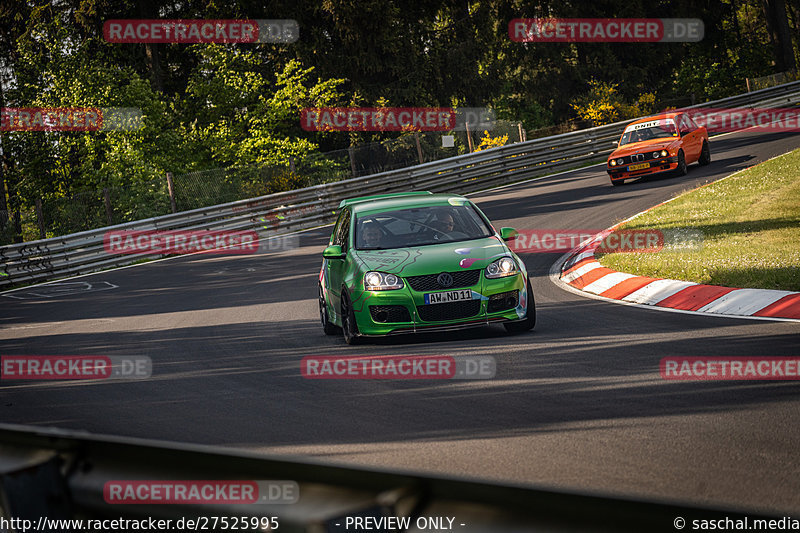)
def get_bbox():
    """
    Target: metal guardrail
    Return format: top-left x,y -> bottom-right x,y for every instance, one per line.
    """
0,423 -> 771,532
2,80 -> 800,289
